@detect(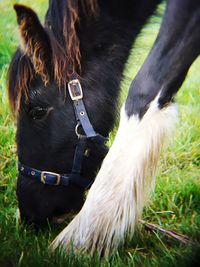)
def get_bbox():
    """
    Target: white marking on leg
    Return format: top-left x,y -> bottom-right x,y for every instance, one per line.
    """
51,94 -> 178,255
